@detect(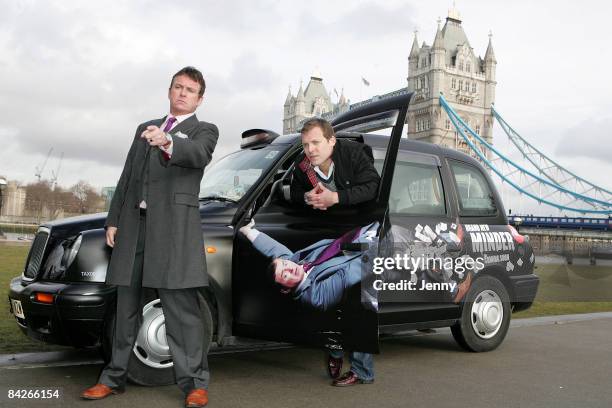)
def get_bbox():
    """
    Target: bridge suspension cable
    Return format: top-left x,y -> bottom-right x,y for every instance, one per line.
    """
491,106 -> 612,204
439,94 -> 612,215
